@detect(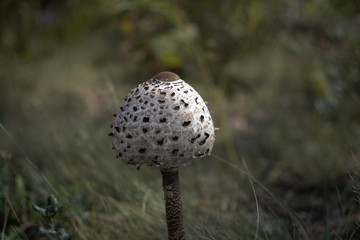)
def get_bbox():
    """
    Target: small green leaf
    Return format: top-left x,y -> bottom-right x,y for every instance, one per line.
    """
58,228 -> 72,240
33,204 -> 46,215
46,194 -> 58,217
15,175 -> 25,201
38,226 -> 57,235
